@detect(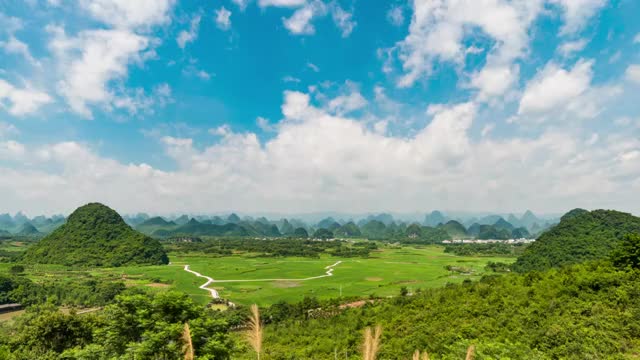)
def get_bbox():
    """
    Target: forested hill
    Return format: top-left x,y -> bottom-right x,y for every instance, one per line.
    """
21,203 -> 168,267
512,209 -> 640,272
